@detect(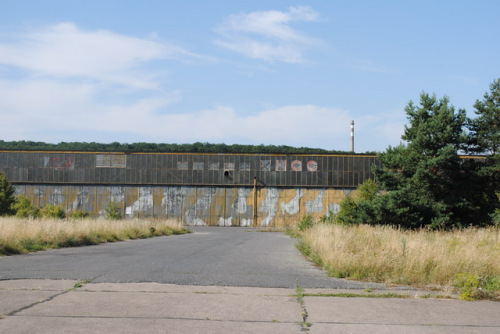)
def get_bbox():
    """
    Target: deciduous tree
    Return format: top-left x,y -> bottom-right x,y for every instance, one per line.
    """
0,171 -> 15,216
